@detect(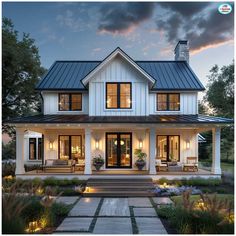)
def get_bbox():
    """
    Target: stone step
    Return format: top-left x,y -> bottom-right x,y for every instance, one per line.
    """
87,177 -> 153,182
87,186 -> 154,191
86,183 -> 154,187
85,178 -> 154,197
83,191 -> 155,197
